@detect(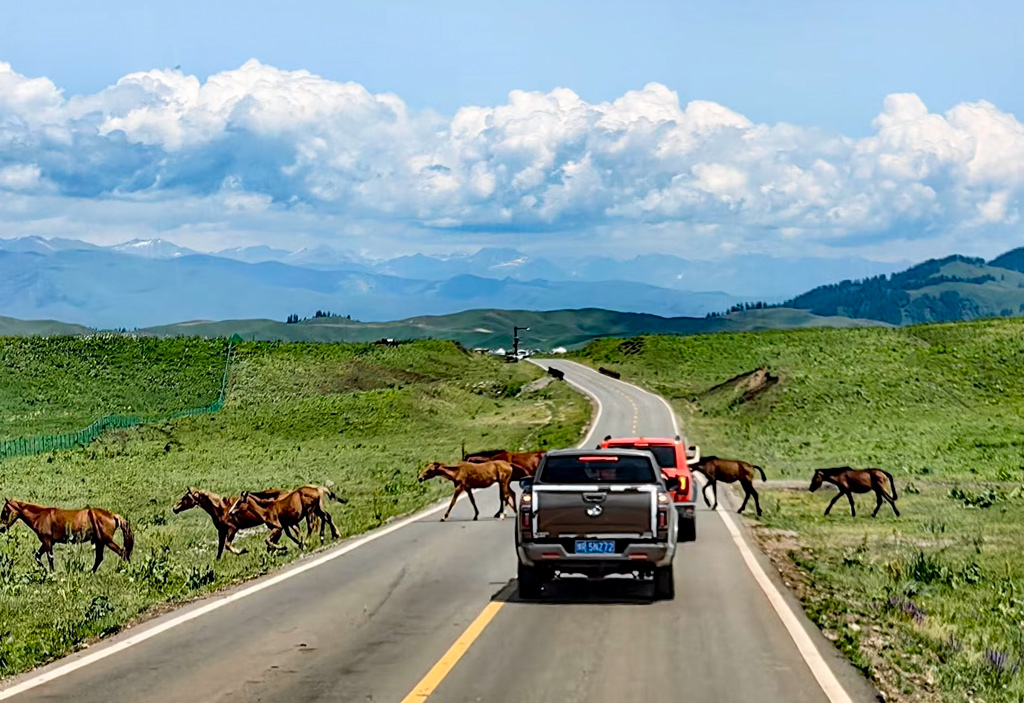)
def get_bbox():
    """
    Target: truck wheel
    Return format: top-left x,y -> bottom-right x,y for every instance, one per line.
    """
678,515 -> 696,542
518,563 -> 543,600
654,566 -> 675,600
